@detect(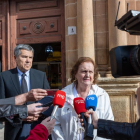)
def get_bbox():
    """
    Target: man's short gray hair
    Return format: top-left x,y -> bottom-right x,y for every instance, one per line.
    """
14,44 -> 34,57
